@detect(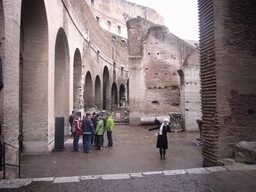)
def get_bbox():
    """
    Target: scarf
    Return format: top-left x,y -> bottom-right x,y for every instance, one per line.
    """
159,123 -> 164,135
